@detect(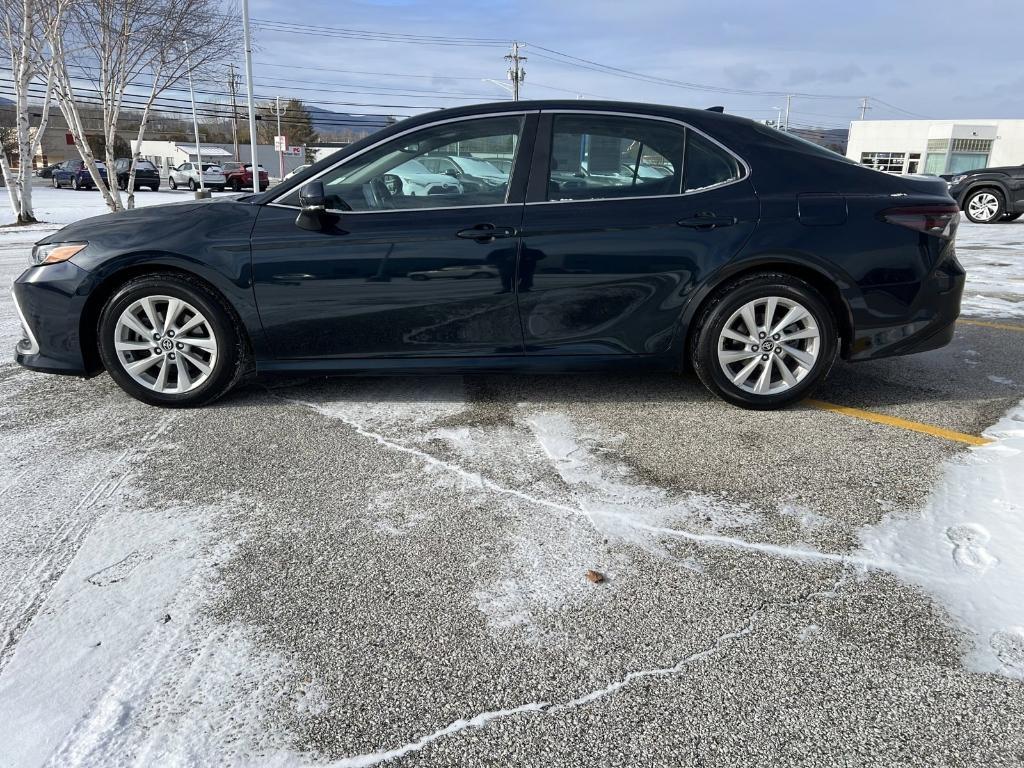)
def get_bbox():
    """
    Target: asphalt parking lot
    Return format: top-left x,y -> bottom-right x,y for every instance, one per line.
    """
0,207 -> 1023,766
